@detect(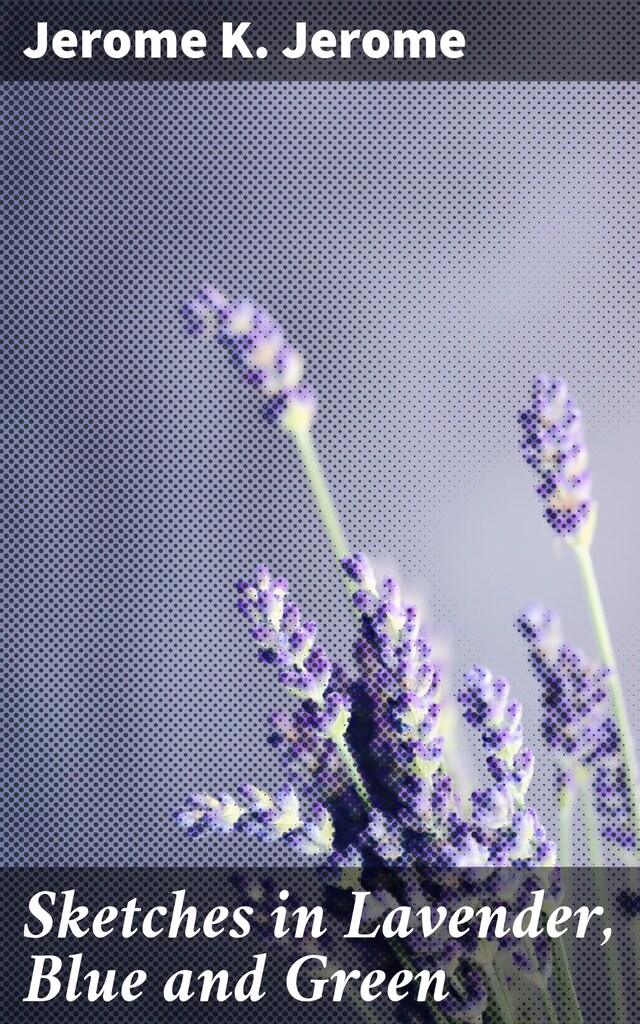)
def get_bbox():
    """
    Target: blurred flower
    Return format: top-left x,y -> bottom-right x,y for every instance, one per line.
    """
319,692 -> 351,741
517,605 -> 636,852
237,566 -> 330,702
175,792 -> 244,836
518,375 -> 593,536
182,285 -> 315,429
457,667 -> 554,866
175,782 -> 336,854
517,606 -> 612,765
293,805 -> 335,858
592,763 -> 637,852
240,784 -> 303,839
